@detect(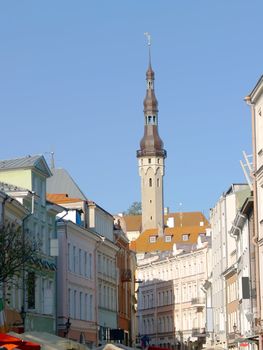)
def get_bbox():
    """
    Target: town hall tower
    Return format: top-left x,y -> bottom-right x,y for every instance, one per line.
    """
137,38 -> 167,232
